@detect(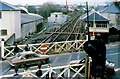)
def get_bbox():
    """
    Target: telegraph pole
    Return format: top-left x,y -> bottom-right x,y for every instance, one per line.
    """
85,2 -> 90,78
